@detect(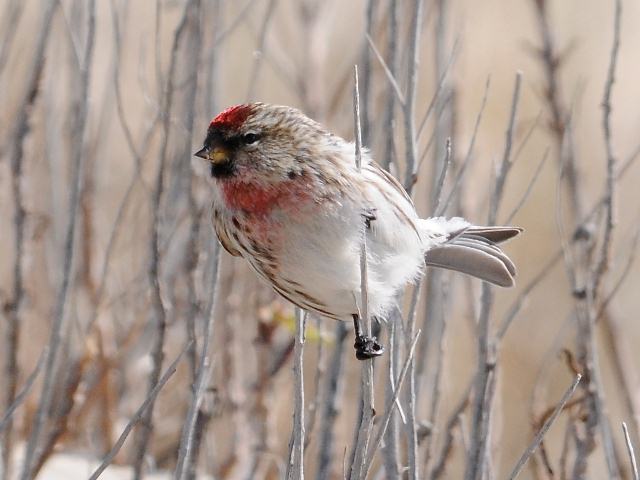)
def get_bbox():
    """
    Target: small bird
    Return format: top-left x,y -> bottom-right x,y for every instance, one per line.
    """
195,103 -> 521,360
